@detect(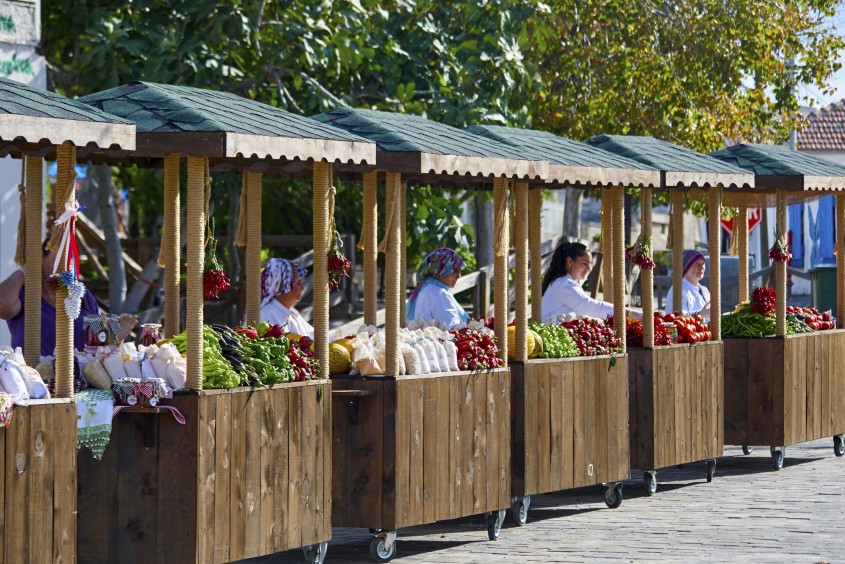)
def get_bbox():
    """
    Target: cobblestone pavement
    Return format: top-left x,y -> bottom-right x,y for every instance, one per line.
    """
242,439 -> 843,563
